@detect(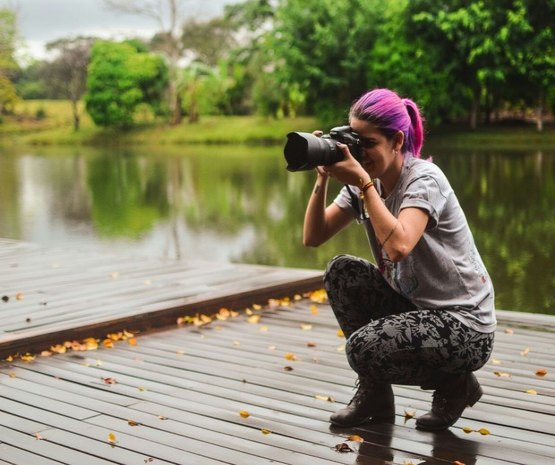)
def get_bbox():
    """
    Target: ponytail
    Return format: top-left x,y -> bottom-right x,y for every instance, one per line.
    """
402,98 -> 424,158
